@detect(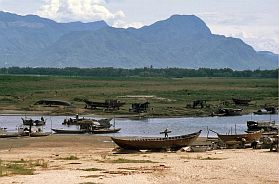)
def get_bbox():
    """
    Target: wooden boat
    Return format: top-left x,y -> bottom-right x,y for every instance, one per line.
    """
0,132 -> 20,138
30,132 -> 51,137
247,120 -> 278,132
62,117 -> 112,129
232,98 -> 251,105
111,130 -> 202,150
216,131 -> 262,145
91,128 -> 121,134
22,117 -> 46,126
51,129 -> 87,134
213,108 -> 242,116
